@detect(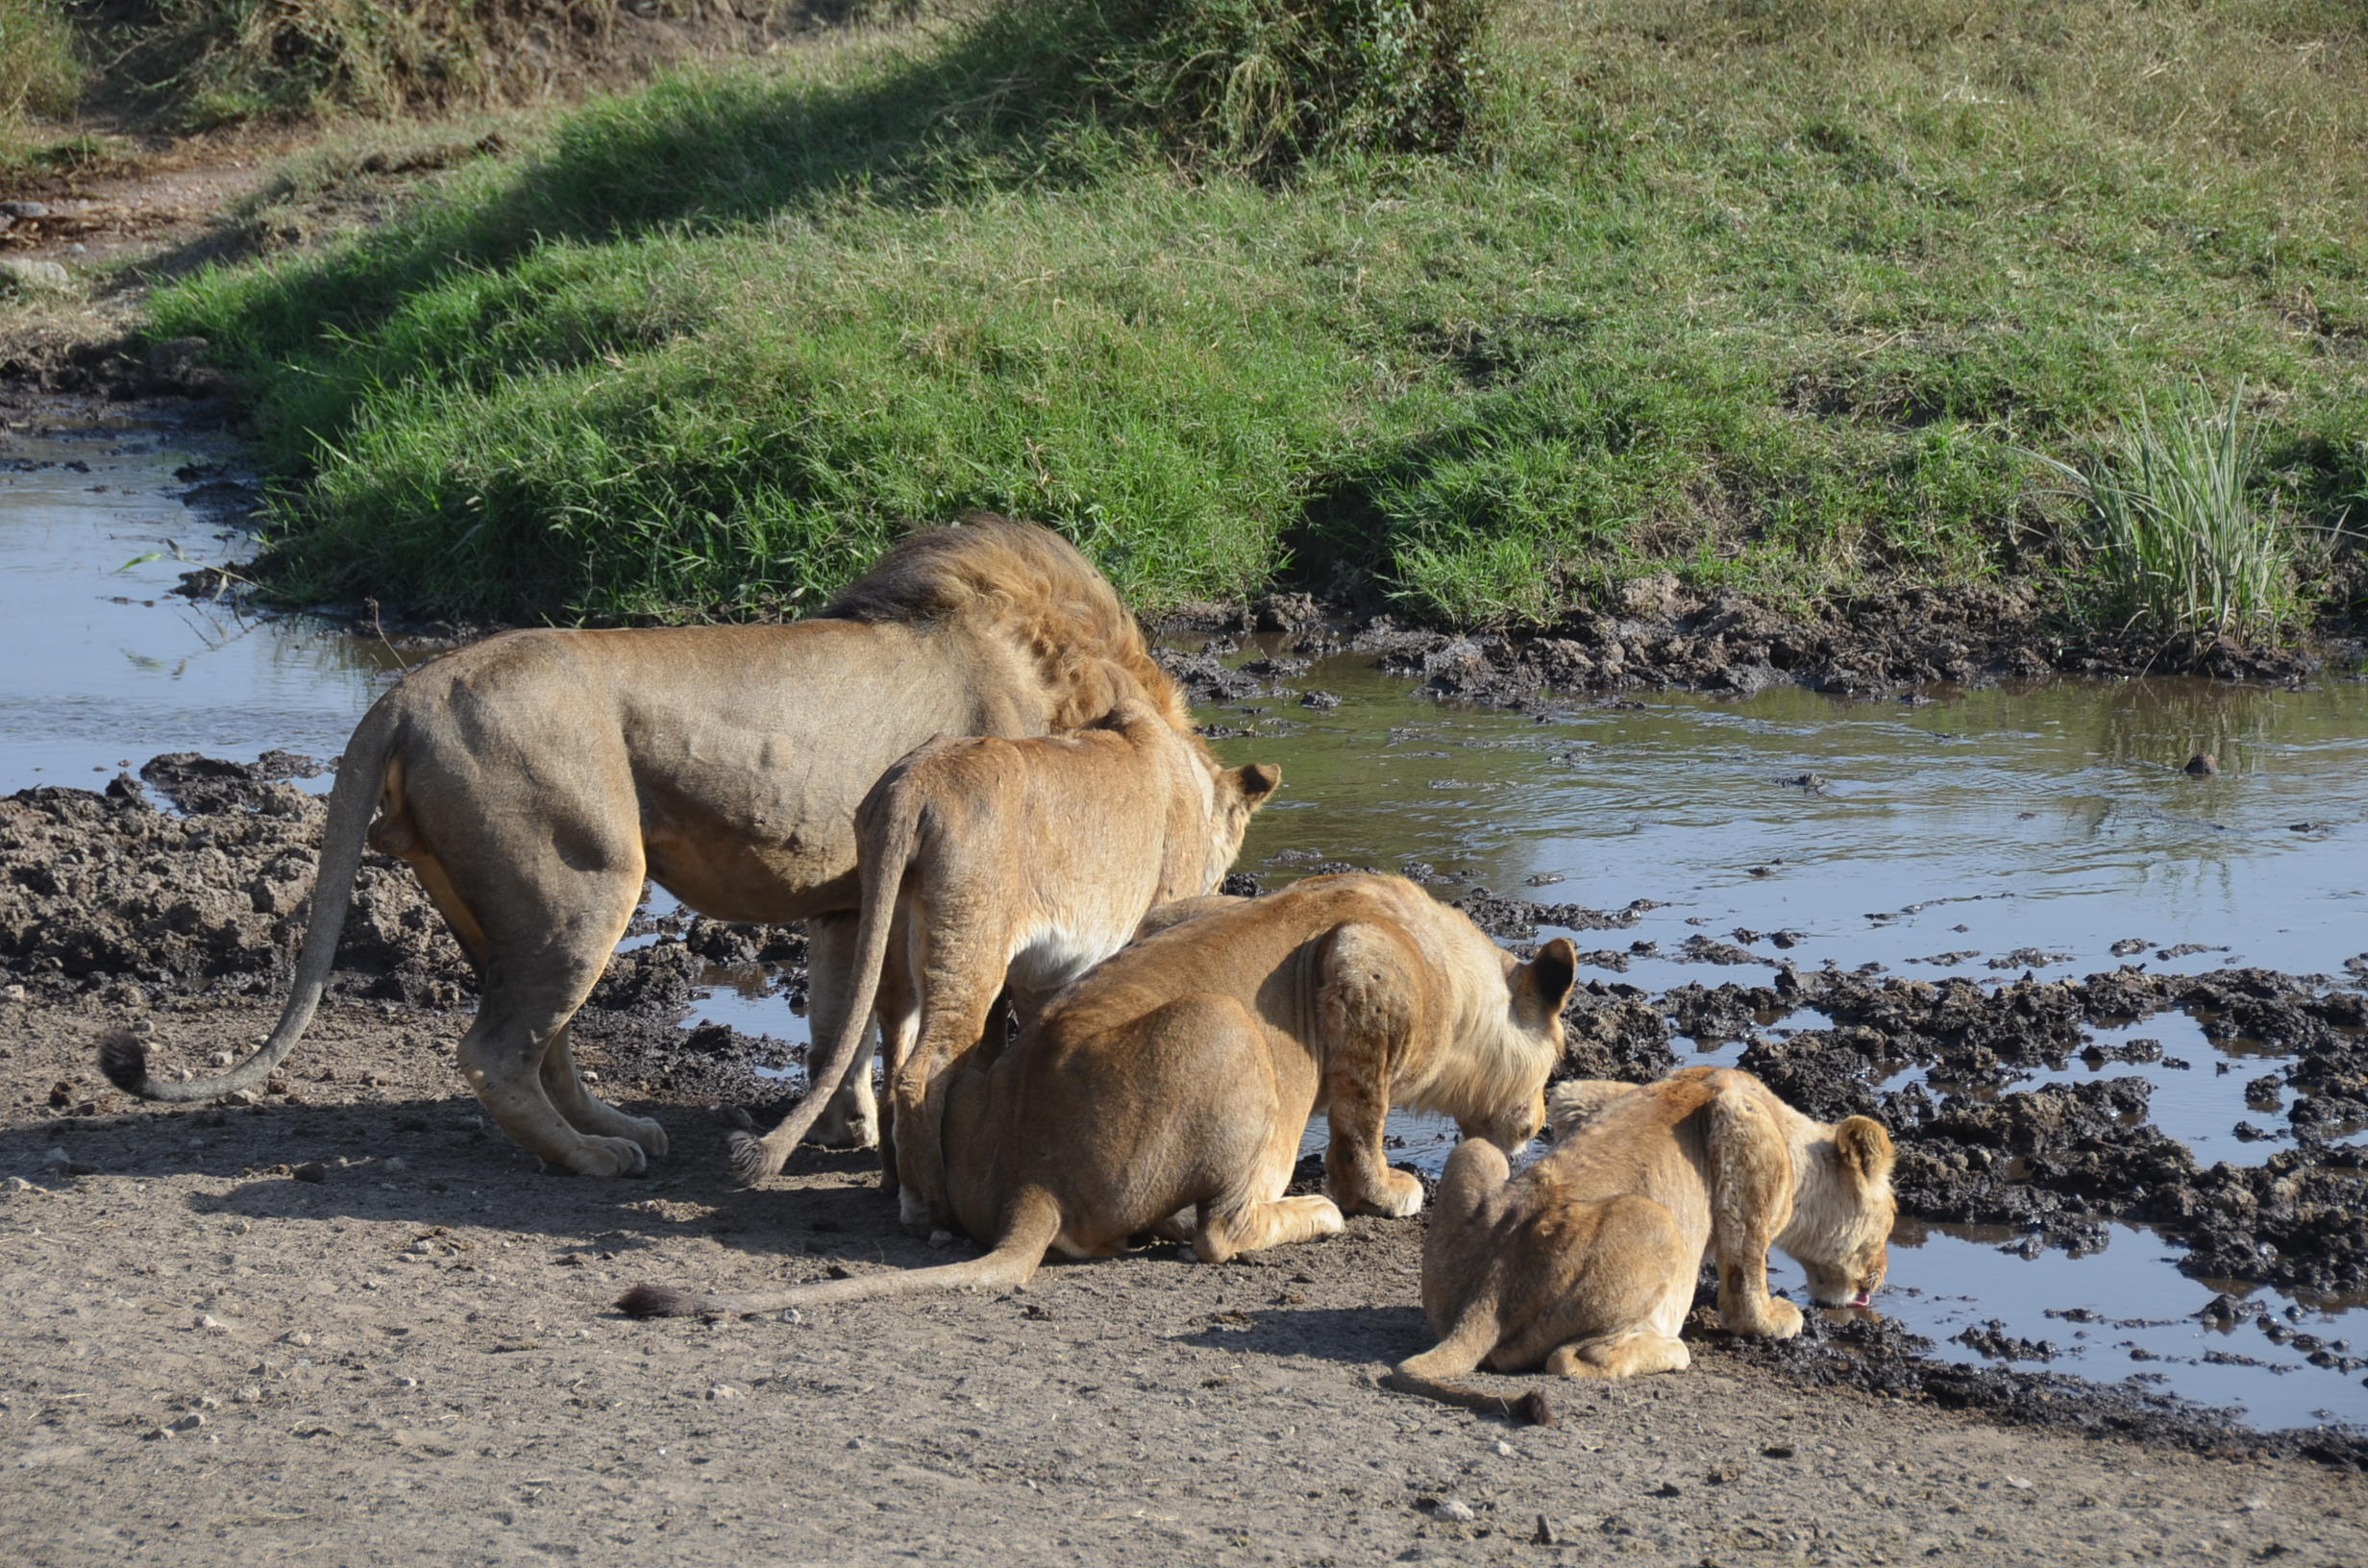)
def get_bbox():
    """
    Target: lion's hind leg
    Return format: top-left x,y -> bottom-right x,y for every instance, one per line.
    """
1707,1080 -> 1806,1339
1543,1331 -> 1691,1380
540,1024 -> 667,1159
1499,1191 -> 1694,1383
804,913 -> 884,1151
1194,1194 -> 1344,1264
